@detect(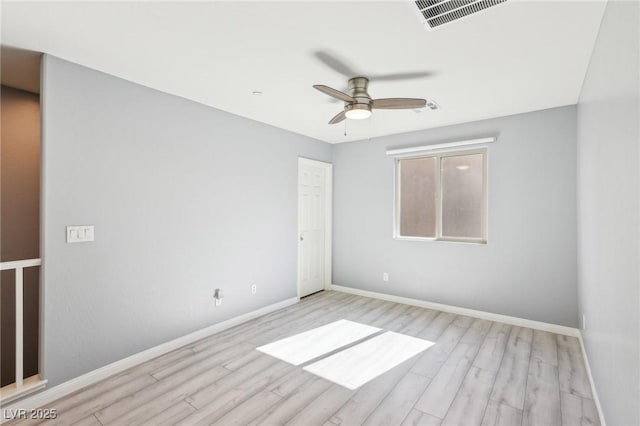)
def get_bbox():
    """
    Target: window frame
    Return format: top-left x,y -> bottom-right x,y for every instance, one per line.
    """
393,147 -> 488,244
